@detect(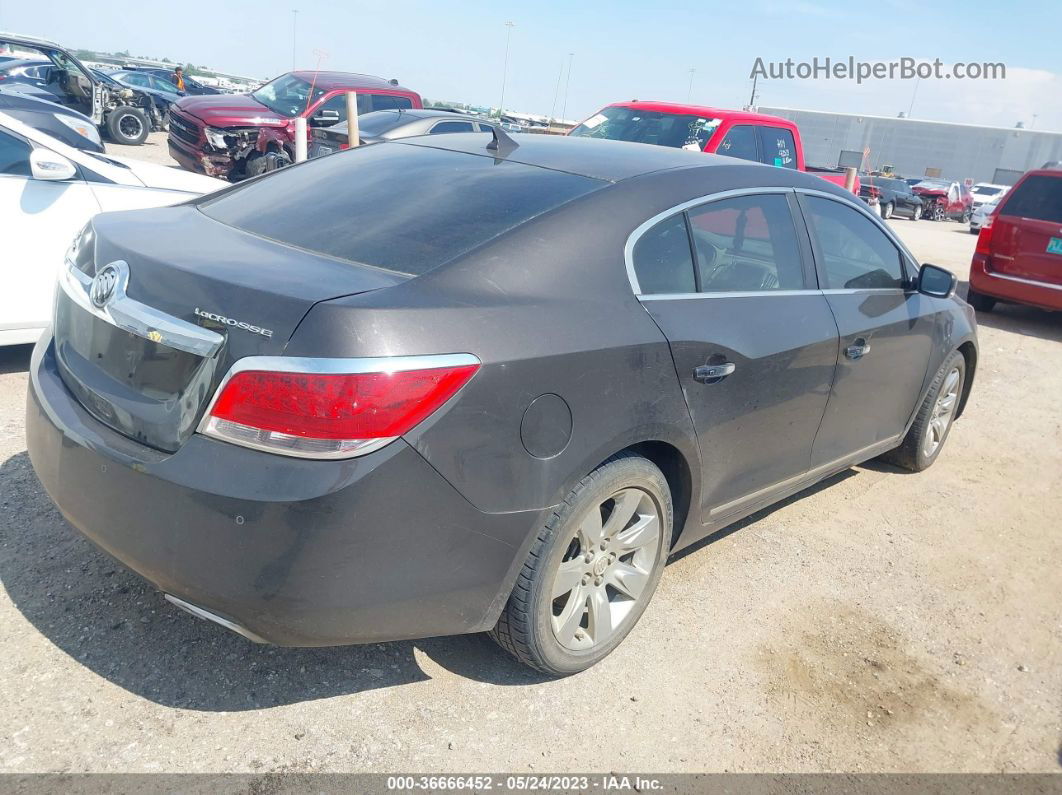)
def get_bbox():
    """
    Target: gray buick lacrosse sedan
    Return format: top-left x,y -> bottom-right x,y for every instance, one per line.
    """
27,132 -> 977,674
